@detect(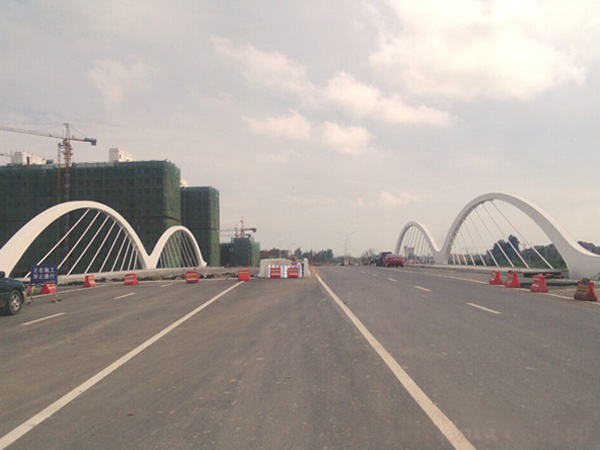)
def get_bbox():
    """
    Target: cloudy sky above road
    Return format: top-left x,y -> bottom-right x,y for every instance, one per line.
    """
2,0 -> 600,256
